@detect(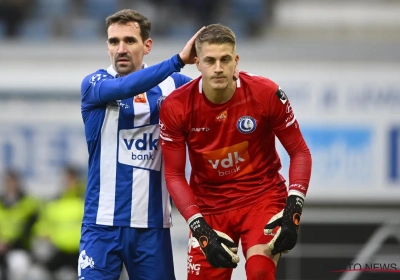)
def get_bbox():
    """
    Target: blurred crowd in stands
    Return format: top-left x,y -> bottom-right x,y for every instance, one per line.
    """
0,0 -> 276,40
0,166 -> 85,280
